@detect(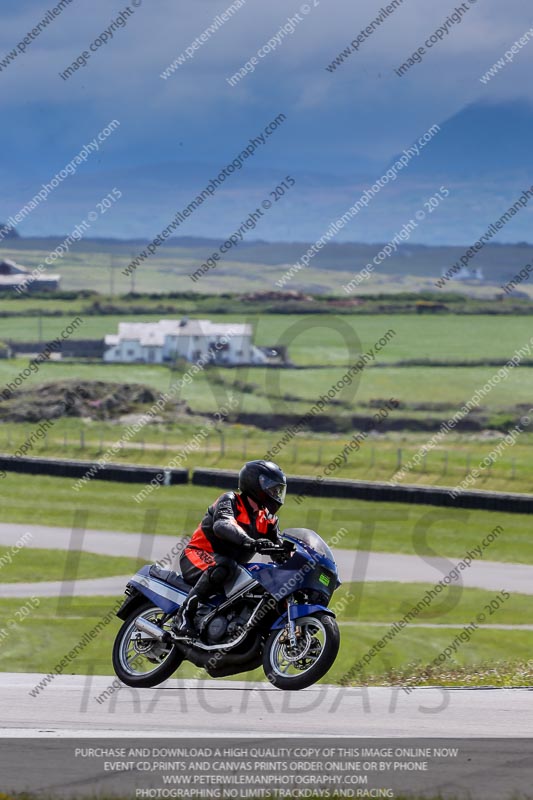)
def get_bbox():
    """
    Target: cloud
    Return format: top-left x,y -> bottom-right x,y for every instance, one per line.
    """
0,0 -> 532,242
